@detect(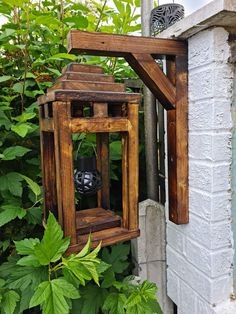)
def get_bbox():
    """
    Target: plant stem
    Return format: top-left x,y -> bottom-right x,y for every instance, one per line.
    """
94,0 -> 107,31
